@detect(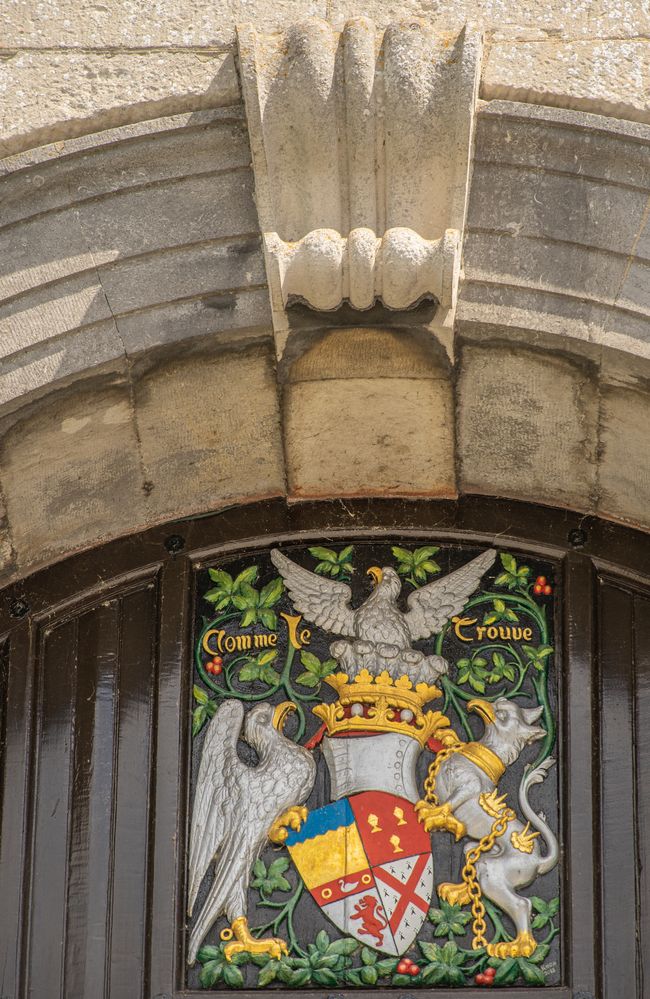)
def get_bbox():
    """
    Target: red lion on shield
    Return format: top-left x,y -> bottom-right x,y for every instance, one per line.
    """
350,895 -> 388,946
